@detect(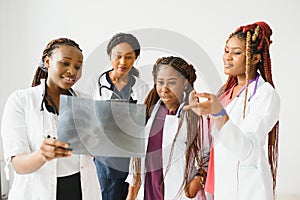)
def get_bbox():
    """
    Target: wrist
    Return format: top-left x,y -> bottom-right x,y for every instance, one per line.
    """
211,108 -> 227,119
37,149 -> 47,163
